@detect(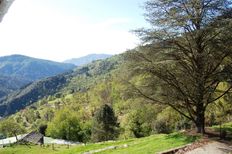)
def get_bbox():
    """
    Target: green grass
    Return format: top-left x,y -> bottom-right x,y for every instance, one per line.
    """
96,133 -> 198,154
0,133 -> 199,154
212,122 -> 232,133
0,144 -> 67,154
58,139 -> 135,154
